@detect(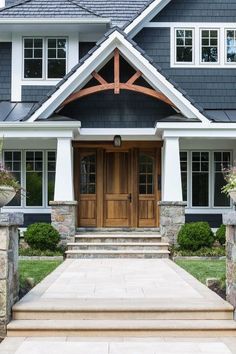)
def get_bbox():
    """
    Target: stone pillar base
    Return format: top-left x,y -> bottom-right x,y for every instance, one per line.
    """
158,201 -> 186,245
50,201 -> 78,242
223,212 -> 236,313
0,212 -> 23,339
